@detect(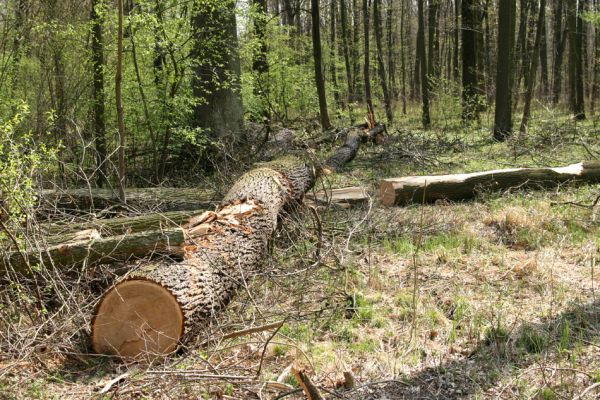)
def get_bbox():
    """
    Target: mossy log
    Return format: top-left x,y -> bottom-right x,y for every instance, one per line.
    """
39,187 -> 216,213
91,126 -> 379,360
379,161 -> 600,206
2,229 -> 185,275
